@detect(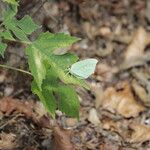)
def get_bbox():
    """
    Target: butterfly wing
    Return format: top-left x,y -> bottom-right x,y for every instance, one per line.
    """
70,59 -> 98,79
